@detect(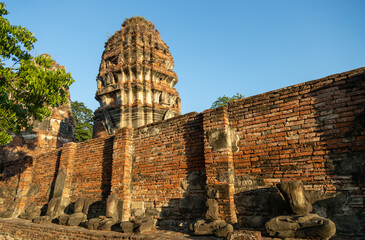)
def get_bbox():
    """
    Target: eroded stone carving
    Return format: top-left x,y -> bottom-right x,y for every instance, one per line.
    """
59,197 -> 92,226
277,180 -> 313,215
101,110 -> 115,135
19,202 -> 41,220
53,168 -> 66,198
87,193 -> 123,231
266,213 -> 336,239
93,17 -> 181,137
190,187 -> 234,238
206,127 -> 240,153
265,180 -> 336,239
33,197 -> 70,224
